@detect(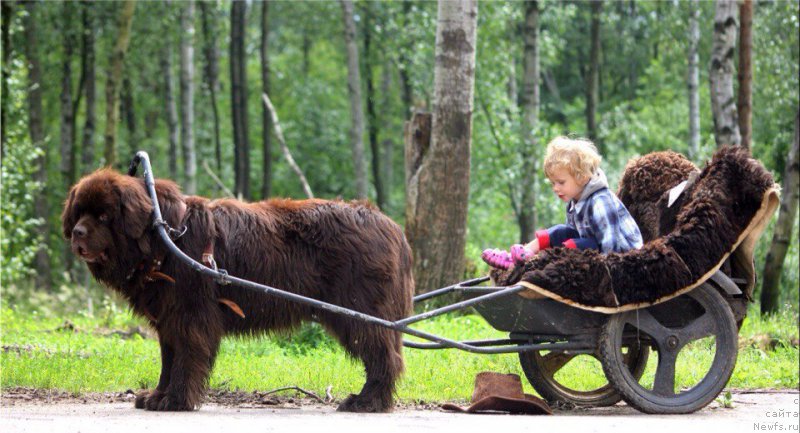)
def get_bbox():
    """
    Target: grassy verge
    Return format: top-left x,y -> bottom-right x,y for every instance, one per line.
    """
1,304 -> 797,403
